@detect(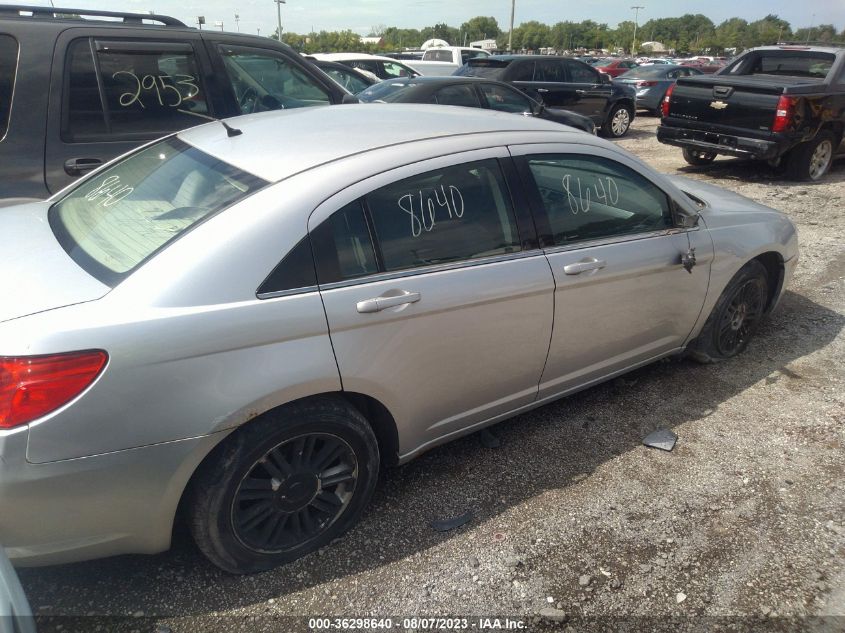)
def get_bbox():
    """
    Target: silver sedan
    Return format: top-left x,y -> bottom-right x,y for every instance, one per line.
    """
0,105 -> 797,574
